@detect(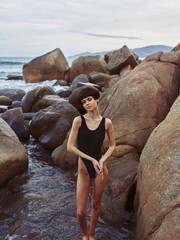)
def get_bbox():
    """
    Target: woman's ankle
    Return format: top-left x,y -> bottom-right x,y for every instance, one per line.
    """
88,235 -> 95,240
82,235 -> 89,240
